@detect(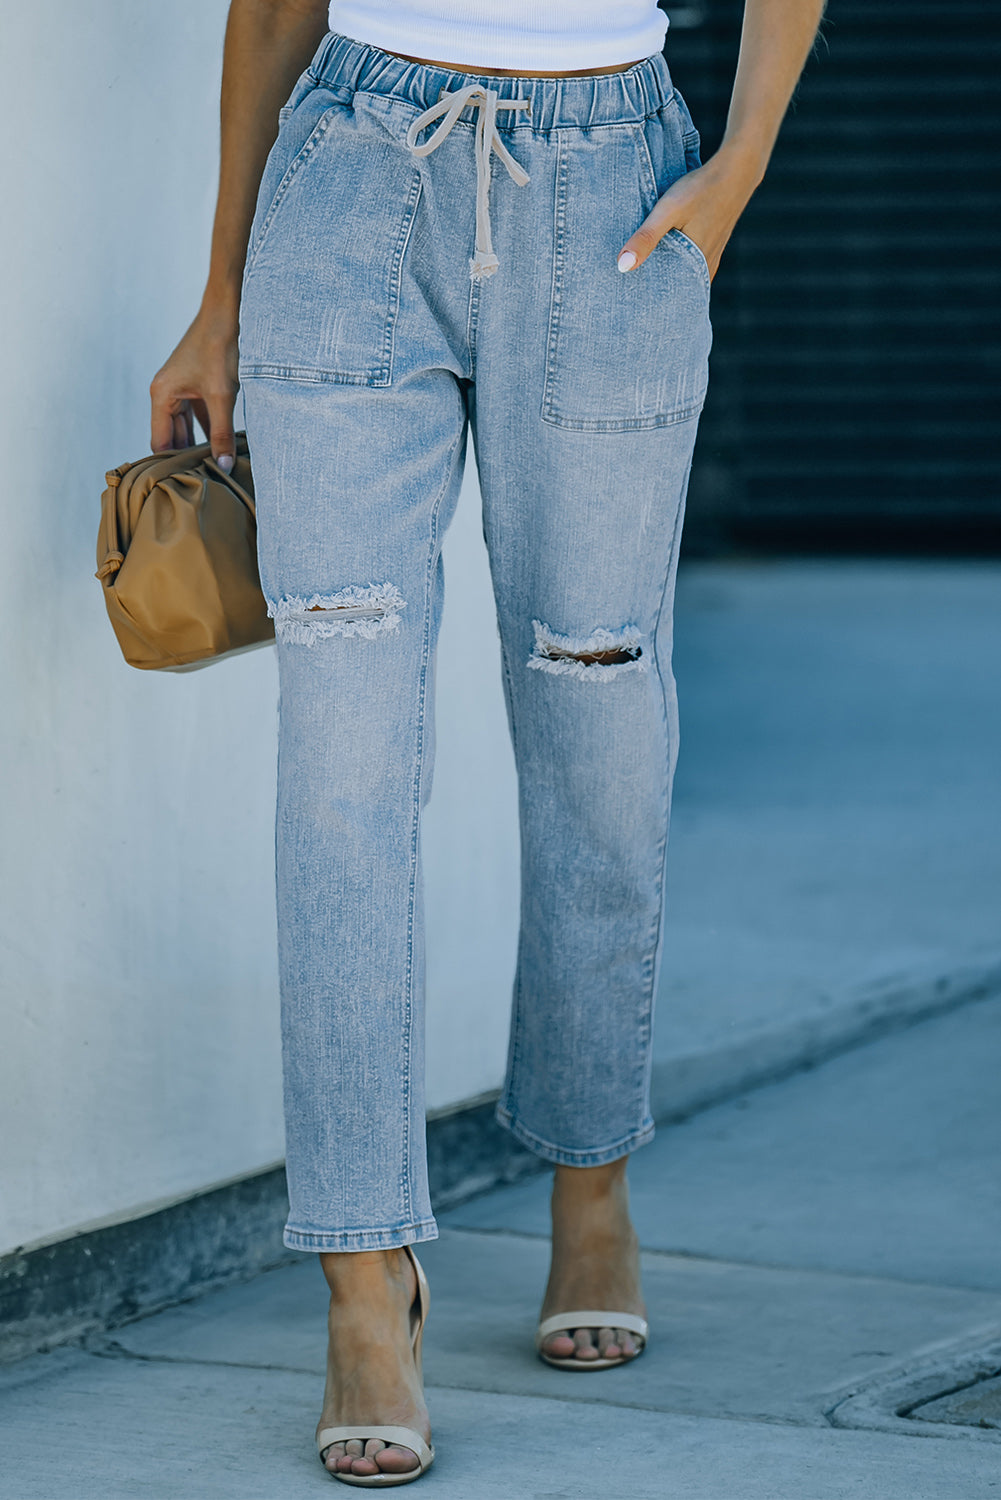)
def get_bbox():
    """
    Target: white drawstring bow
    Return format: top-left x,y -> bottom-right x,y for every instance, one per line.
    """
406,84 -> 530,279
